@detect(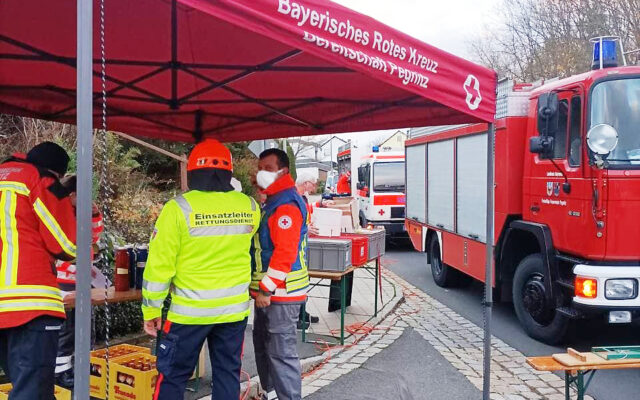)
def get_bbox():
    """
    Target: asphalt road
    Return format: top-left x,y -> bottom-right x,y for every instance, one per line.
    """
384,239 -> 640,400
307,328 -> 480,400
